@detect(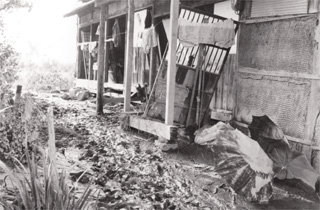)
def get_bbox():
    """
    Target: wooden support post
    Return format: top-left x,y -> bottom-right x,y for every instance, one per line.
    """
97,5 -> 106,115
196,44 -> 204,127
104,21 -> 109,82
165,0 -> 179,126
149,47 -> 158,91
124,0 -> 135,112
14,85 -> 22,104
149,9 -> 157,91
